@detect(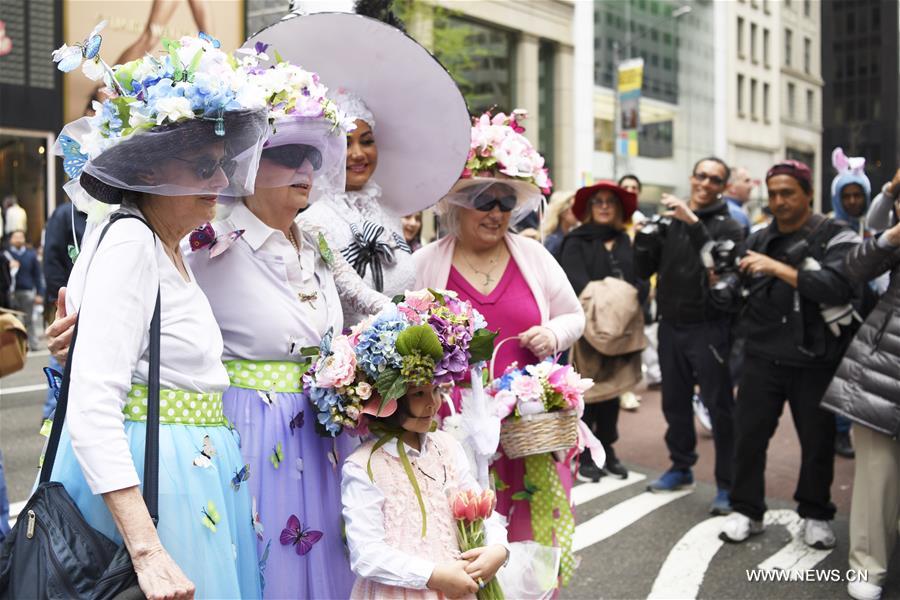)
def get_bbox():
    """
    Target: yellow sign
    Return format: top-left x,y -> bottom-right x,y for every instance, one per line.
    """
616,58 -> 644,157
